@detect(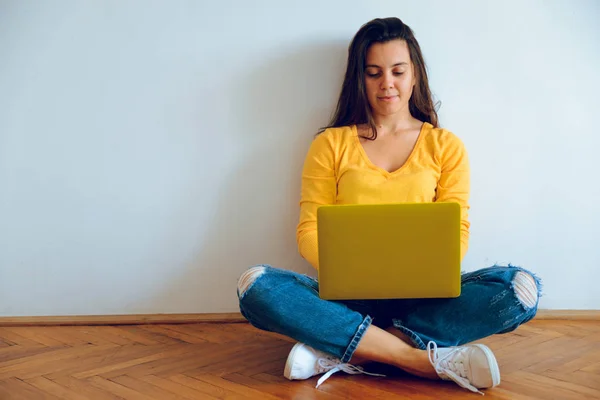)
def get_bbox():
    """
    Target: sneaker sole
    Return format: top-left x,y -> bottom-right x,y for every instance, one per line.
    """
284,343 -> 303,380
472,344 -> 501,387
